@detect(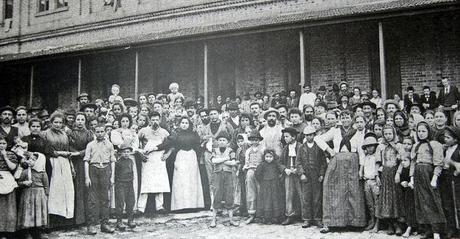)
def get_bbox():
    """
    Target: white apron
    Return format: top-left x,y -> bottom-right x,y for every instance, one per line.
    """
140,141 -> 170,193
48,156 -> 74,219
